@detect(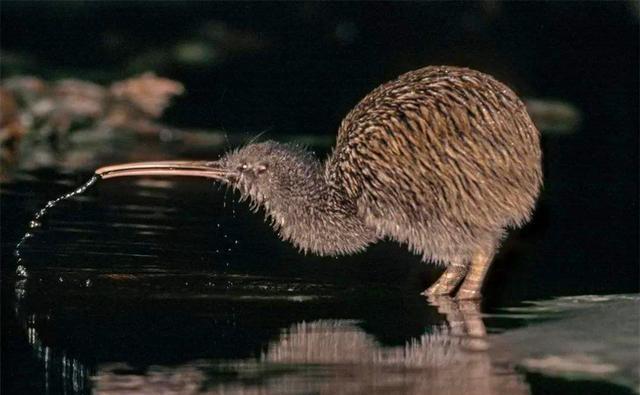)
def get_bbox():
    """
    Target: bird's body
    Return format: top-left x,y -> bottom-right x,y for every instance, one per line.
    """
97,66 -> 542,299
329,66 -> 542,263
